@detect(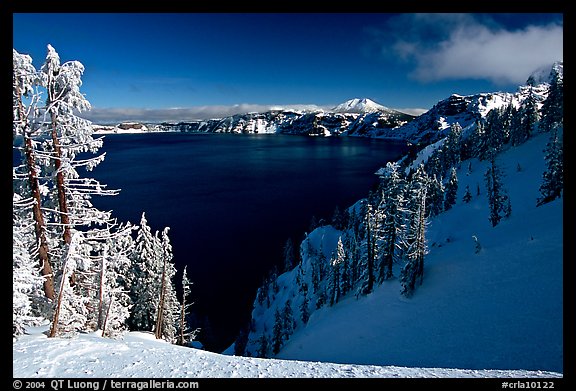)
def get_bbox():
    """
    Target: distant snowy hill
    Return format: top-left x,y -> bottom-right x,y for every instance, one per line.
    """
12,325 -> 561,378
332,98 -> 398,114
